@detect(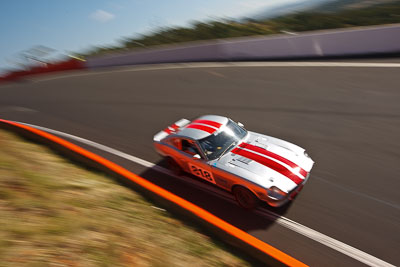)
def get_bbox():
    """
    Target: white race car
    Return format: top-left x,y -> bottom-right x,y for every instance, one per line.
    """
153,115 -> 314,209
